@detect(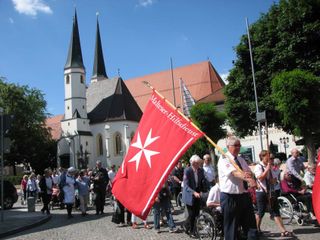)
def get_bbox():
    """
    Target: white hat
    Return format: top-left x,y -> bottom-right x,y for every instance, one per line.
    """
67,167 -> 76,173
